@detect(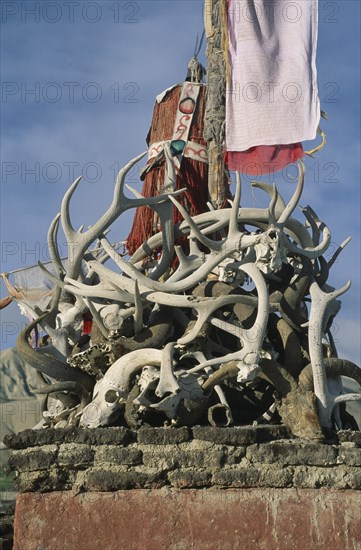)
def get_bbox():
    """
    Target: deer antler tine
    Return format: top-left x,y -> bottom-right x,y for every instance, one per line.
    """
133,280 -> 143,335
228,172 -> 241,236
47,213 -> 65,276
286,221 -> 331,258
83,297 -> 109,340
333,393 -> 361,405
124,183 -> 143,199
168,195 -> 221,251
125,182 -> 176,281
328,236 -> 352,270
61,176 -> 83,238
252,180 -> 287,213
174,245 -> 188,267
165,245 -> 204,284
148,202 -> 175,281
300,205 -> 321,246
268,184 -> 278,225
278,159 -> 305,224
115,151 -> 147,202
